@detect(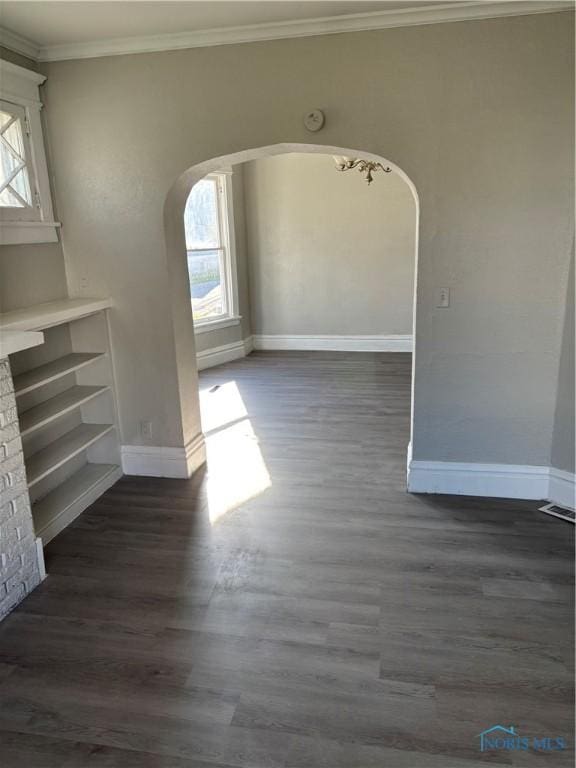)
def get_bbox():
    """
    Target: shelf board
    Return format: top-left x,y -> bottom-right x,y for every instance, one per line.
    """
0,298 -> 112,332
33,463 -> 121,544
27,423 -> 115,487
14,352 -> 105,397
19,384 -> 110,437
0,330 -> 44,357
